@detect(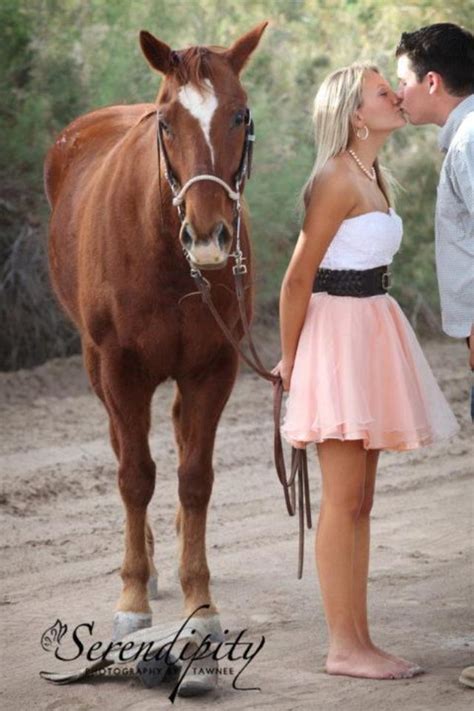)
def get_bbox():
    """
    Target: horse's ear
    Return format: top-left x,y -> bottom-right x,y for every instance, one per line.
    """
225,21 -> 268,75
139,30 -> 173,75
